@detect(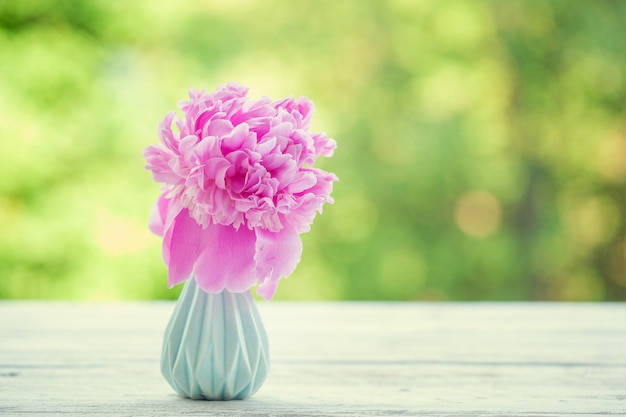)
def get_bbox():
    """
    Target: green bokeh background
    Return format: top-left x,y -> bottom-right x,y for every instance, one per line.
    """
1,0 -> 625,301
